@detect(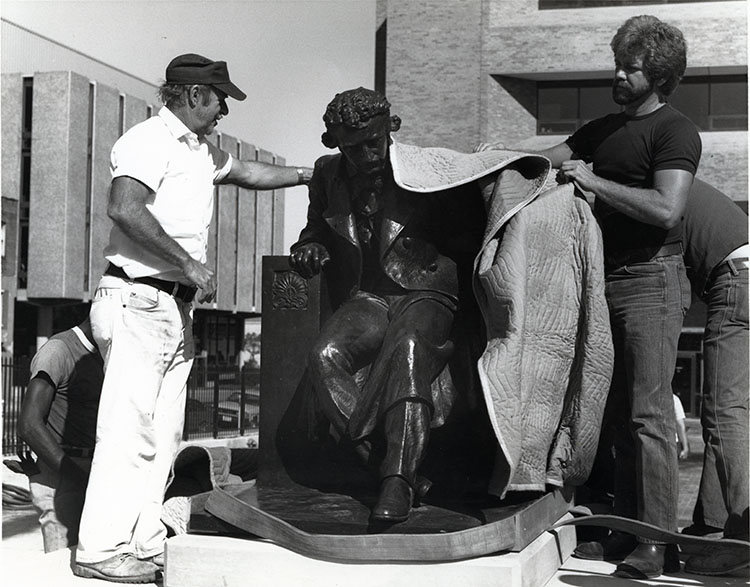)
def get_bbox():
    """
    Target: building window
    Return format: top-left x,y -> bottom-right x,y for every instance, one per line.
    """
539,0 -> 738,9
537,75 -> 747,134
18,78 -> 33,290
